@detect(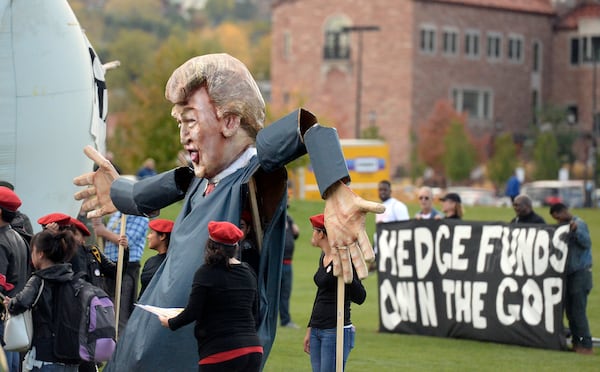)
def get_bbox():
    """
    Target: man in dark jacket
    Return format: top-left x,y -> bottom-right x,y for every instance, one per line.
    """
280,211 -> 299,328
510,195 -> 546,224
550,203 -> 593,355
0,181 -> 33,243
0,186 -> 30,371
